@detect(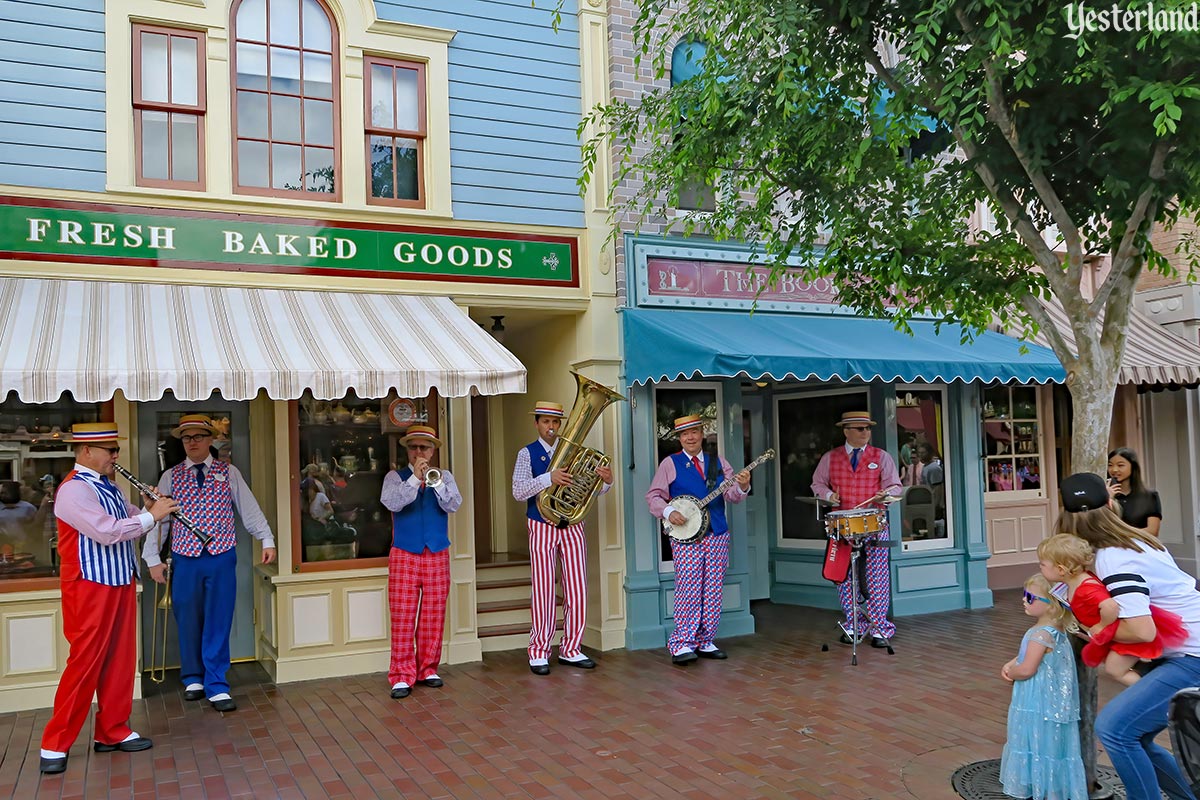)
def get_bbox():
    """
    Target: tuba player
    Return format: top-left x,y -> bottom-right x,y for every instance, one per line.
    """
512,400 -> 613,675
